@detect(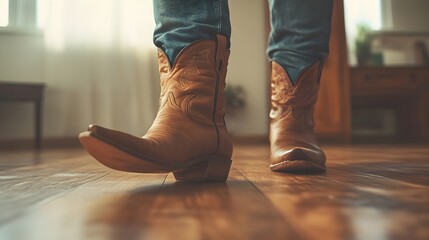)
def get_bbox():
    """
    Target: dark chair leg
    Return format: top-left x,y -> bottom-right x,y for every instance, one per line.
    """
35,99 -> 43,149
